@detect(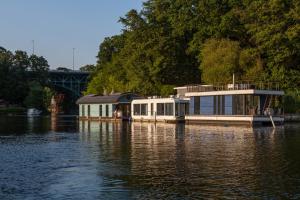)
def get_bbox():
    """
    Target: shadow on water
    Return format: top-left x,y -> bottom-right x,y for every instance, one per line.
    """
0,116 -> 300,199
